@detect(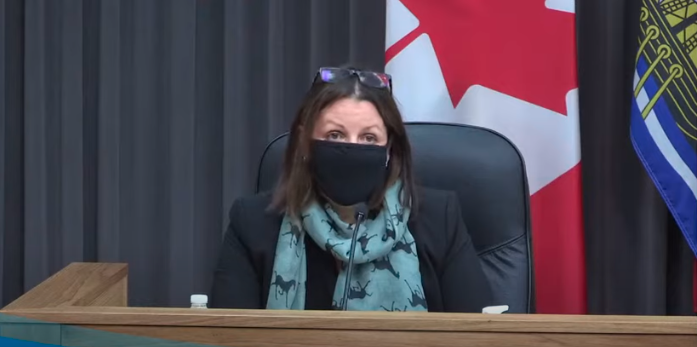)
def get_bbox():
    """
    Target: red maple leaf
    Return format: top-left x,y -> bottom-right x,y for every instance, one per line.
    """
386,0 -> 577,115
